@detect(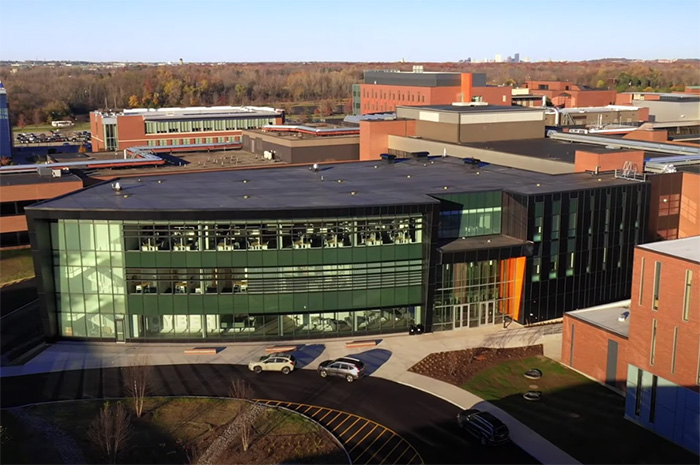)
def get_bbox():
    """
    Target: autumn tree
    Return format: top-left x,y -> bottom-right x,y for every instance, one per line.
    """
127,95 -> 140,108
16,113 -> 27,129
